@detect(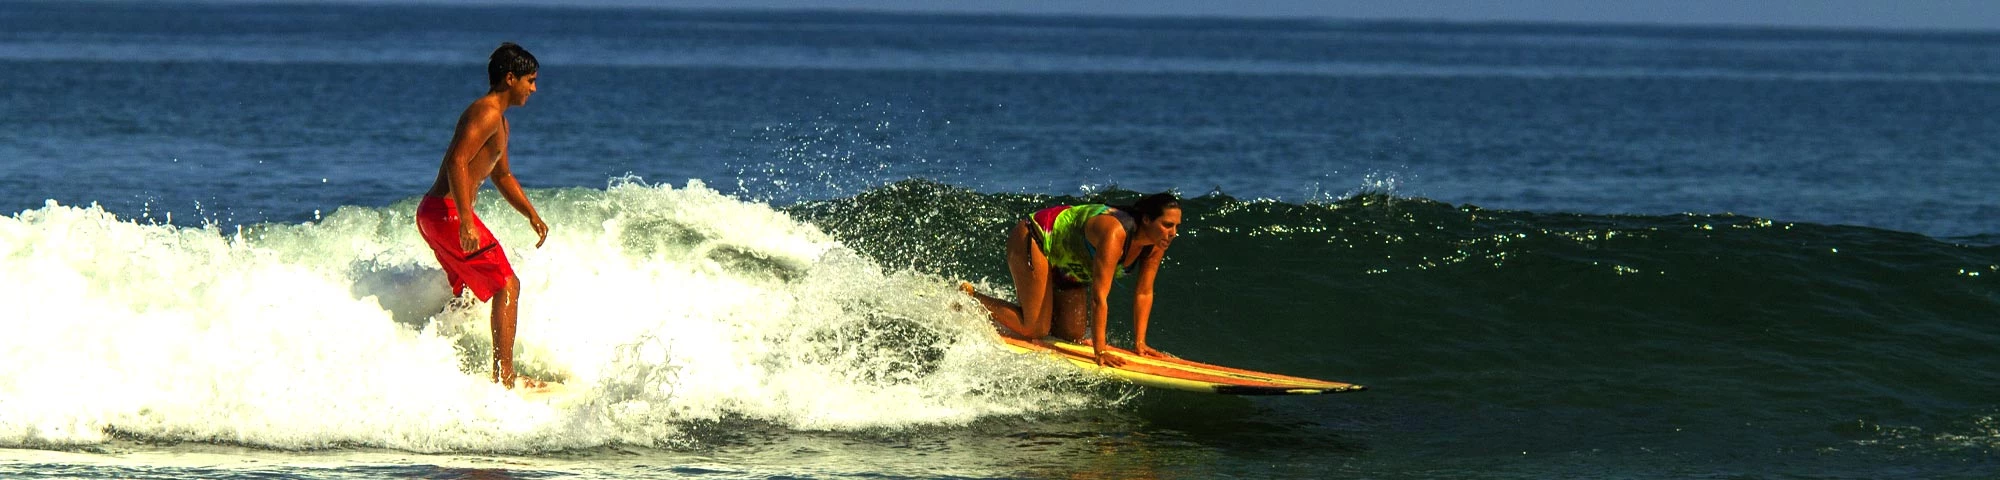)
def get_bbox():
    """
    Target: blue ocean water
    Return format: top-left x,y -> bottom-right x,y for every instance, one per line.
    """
1,2 -> 1997,479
